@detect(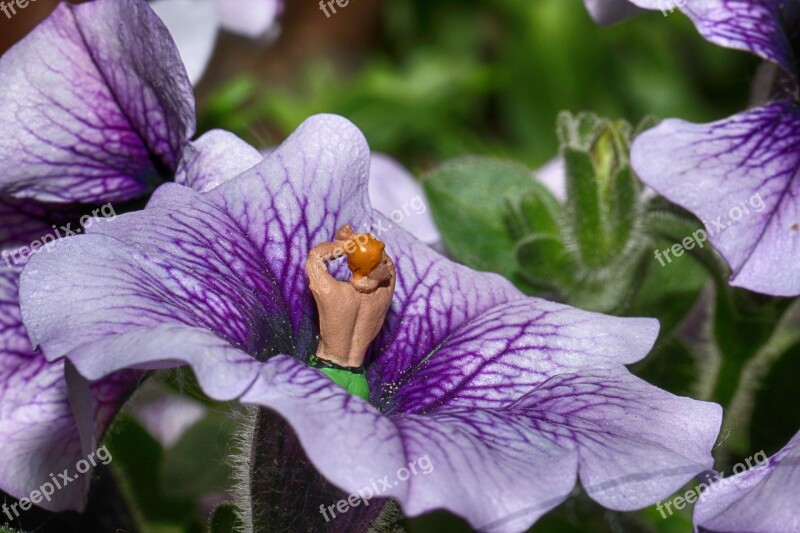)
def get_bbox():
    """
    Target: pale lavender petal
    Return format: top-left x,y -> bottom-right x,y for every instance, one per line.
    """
535,157 -> 567,202
59,324 -> 260,401
15,111 -> 721,529
0,297 -> 81,510
21,114 -> 372,367
608,0 -> 798,77
176,130 -> 262,193
369,154 -> 441,245
694,430 -> 800,533
583,0 -> 644,25
379,285 -> 660,413
128,382 -> 208,448
511,368 -> 721,511
675,0 -> 797,78
150,0 -> 219,85
215,0 -> 282,38
631,101 -> 800,296
237,356 -> 577,533
239,357 -> 719,532
0,0 -> 195,203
